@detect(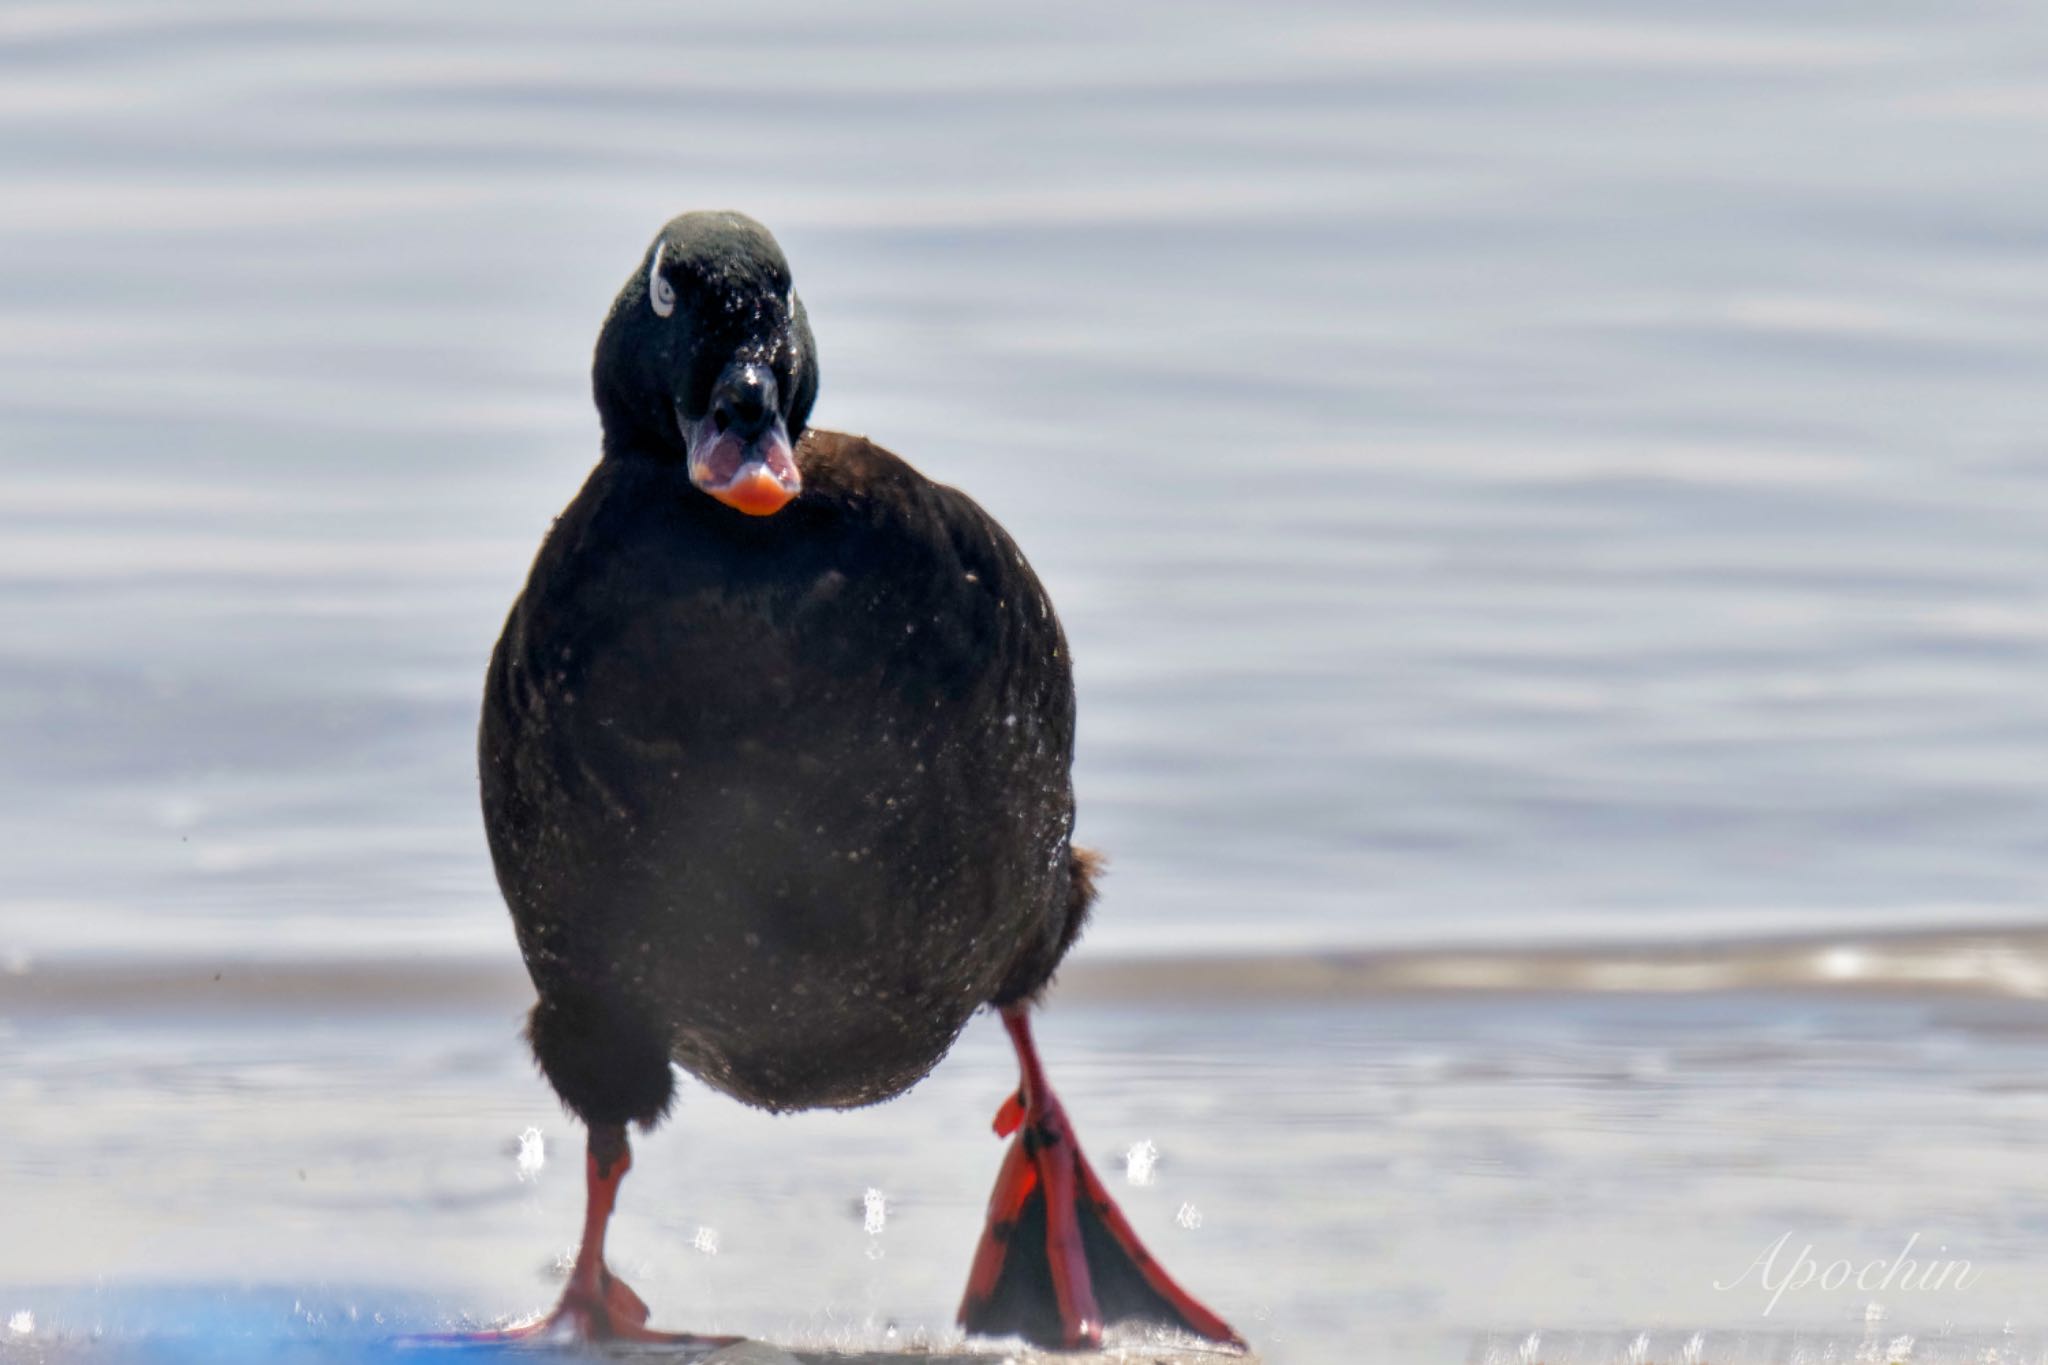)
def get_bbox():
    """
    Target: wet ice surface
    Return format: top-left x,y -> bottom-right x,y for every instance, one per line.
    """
10,989 -> 2048,1362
